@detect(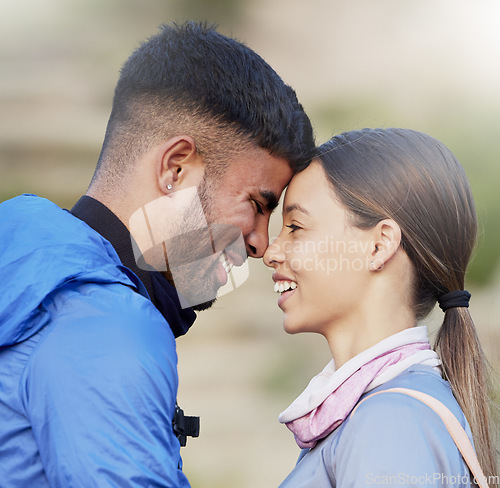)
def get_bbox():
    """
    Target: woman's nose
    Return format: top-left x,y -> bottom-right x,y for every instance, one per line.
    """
263,235 -> 284,268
